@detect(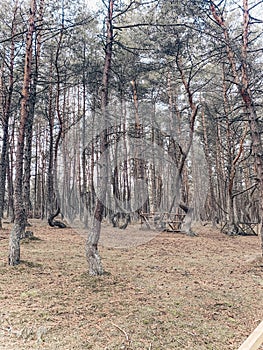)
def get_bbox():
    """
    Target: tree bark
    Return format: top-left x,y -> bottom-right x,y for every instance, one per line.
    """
23,0 -> 44,219
86,0 -> 114,275
210,0 -> 263,251
46,58 -> 55,221
9,0 -> 36,265
201,108 -> 217,225
46,24 -> 65,227
0,1 -> 18,228
169,51 -> 199,235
